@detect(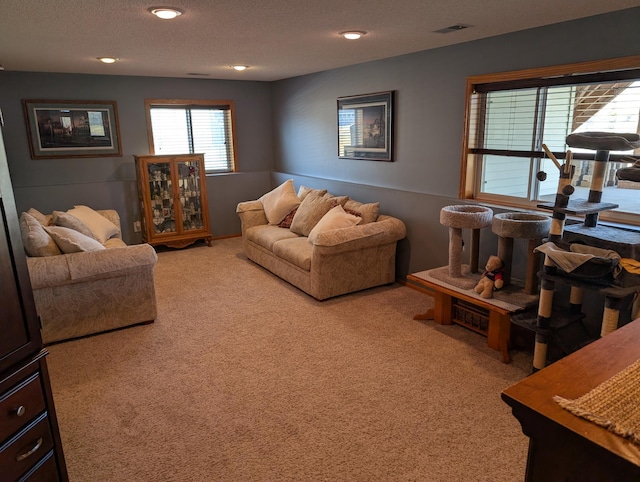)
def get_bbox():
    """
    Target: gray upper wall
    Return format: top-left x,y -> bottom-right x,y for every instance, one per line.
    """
0,7 -> 638,278
0,73 -> 274,240
0,73 -> 273,187
271,7 -> 640,199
